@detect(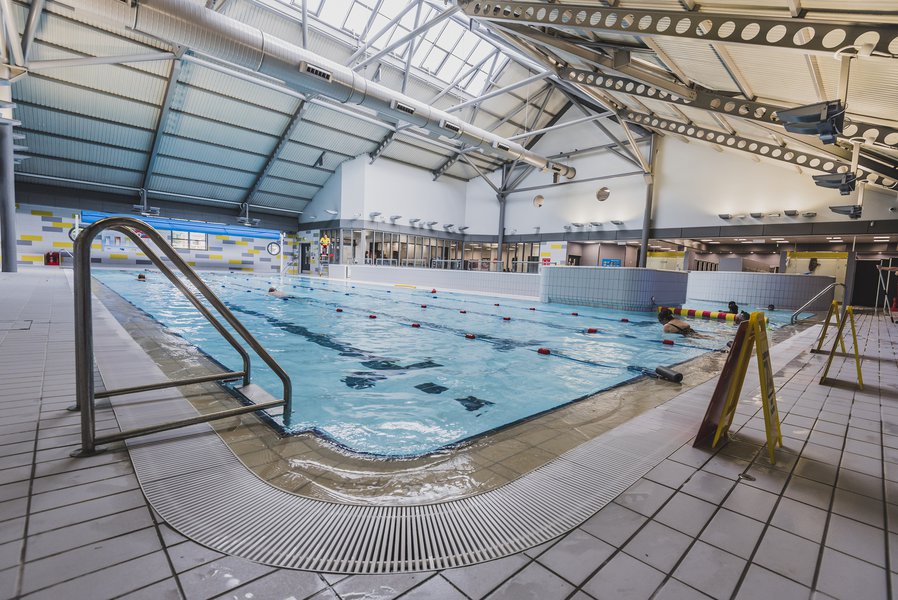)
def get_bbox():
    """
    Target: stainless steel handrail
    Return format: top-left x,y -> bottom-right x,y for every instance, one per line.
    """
790,282 -> 844,324
72,216 -> 293,456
